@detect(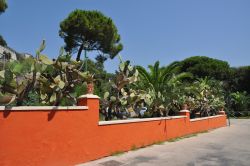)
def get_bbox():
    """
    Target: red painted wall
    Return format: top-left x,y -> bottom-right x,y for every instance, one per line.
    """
0,96 -> 227,166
